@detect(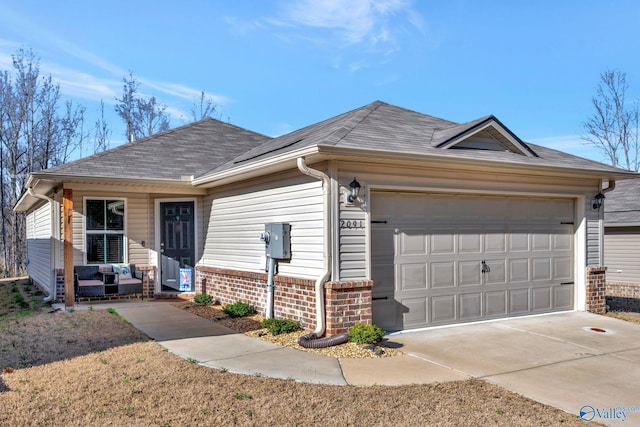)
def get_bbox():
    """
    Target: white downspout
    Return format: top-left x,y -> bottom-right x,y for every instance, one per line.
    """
297,157 -> 331,337
26,187 -> 56,302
